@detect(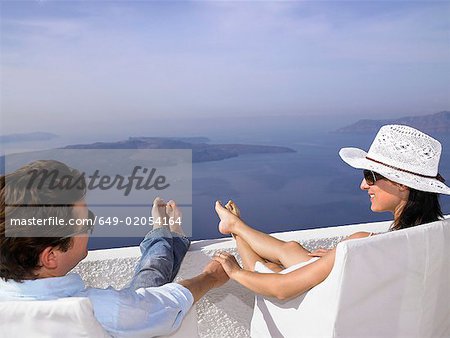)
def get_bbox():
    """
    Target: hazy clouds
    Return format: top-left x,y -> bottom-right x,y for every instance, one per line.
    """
1,1 -> 449,135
